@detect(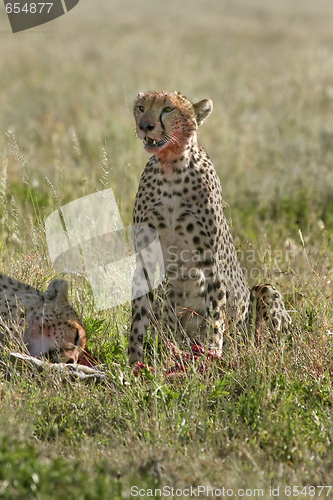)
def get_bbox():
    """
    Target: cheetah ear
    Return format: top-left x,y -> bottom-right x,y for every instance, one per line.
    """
193,99 -> 213,126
